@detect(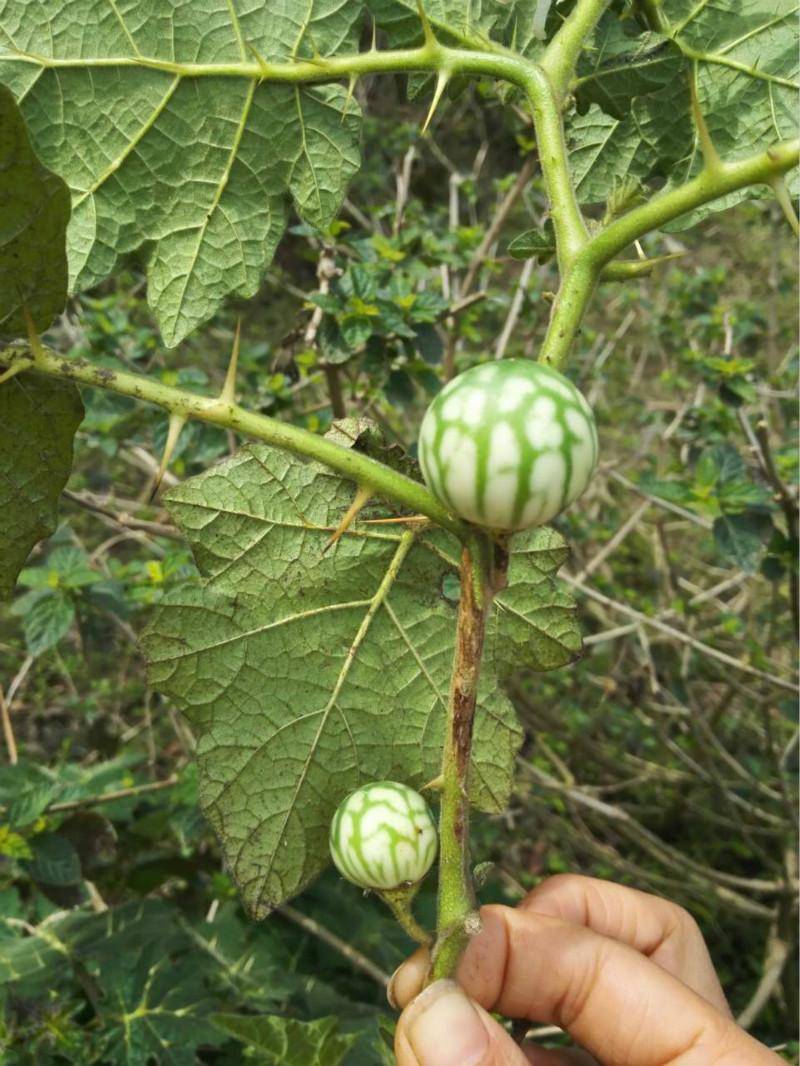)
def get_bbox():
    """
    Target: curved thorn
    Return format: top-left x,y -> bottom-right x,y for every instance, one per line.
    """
342,73 -> 358,122
150,412 -> 187,501
422,71 -> 449,134
245,40 -> 269,80
770,175 -> 800,237
220,318 -> 242,406
690,62 -> 721,171
602,251 -> 685,280
0,356 -> 31,385
323,484 -> 374,554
